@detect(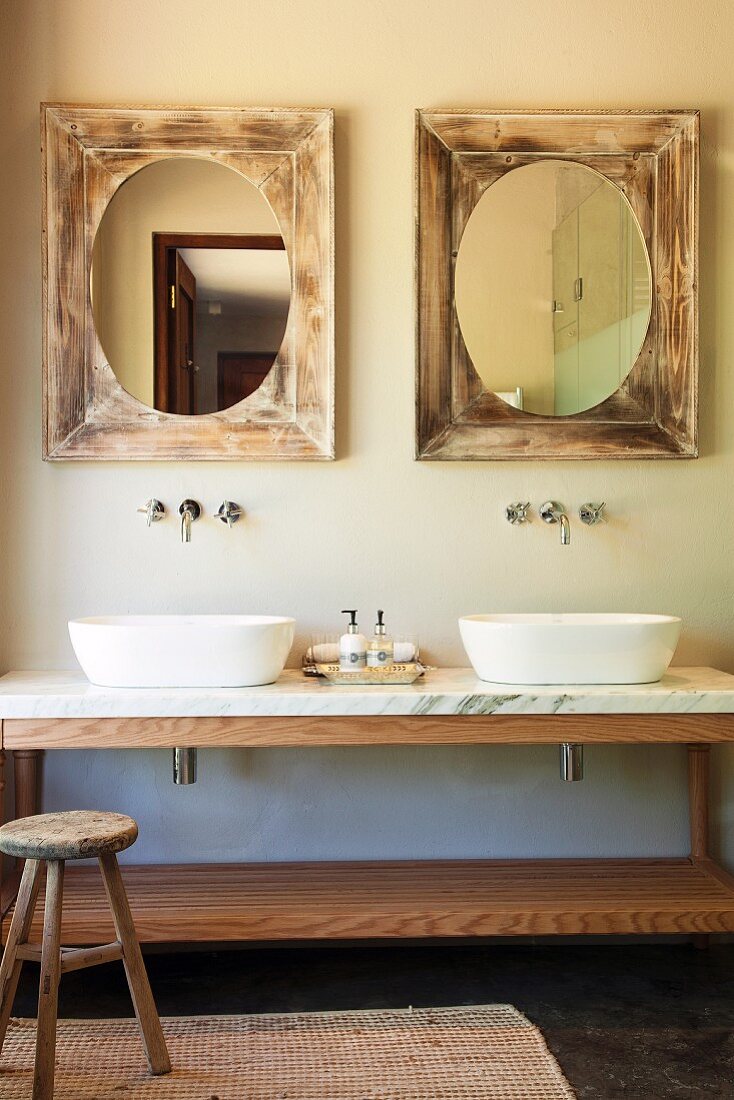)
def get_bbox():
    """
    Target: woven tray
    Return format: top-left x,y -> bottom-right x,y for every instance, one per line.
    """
309,661 -> 429,685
